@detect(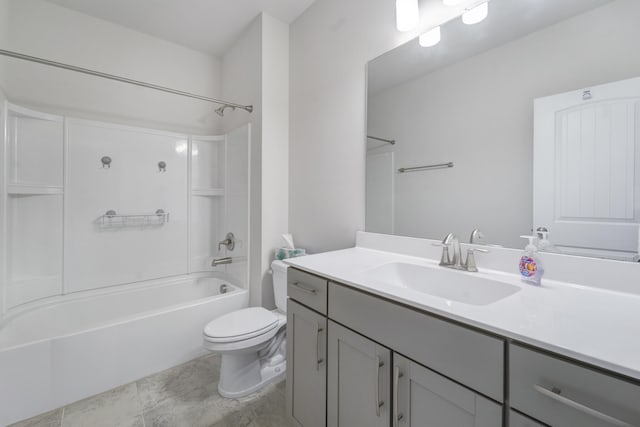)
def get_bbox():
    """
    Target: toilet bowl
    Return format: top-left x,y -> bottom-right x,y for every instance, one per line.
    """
203,260 -> 288,398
